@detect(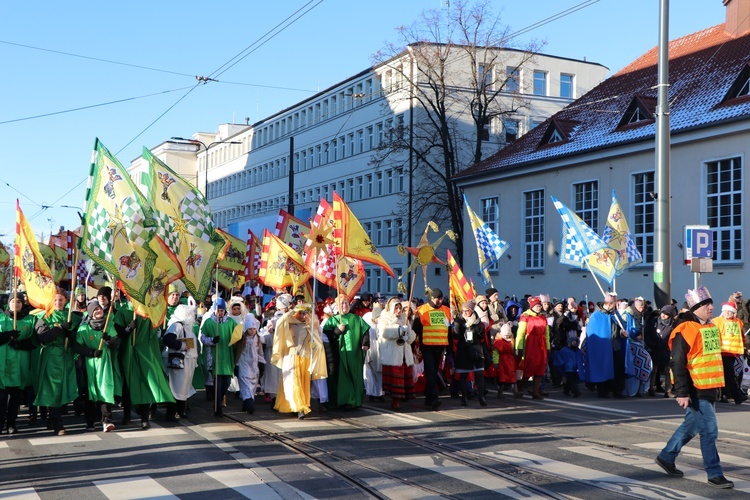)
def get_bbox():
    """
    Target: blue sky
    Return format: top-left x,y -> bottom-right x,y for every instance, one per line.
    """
0,0 -> 724,247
